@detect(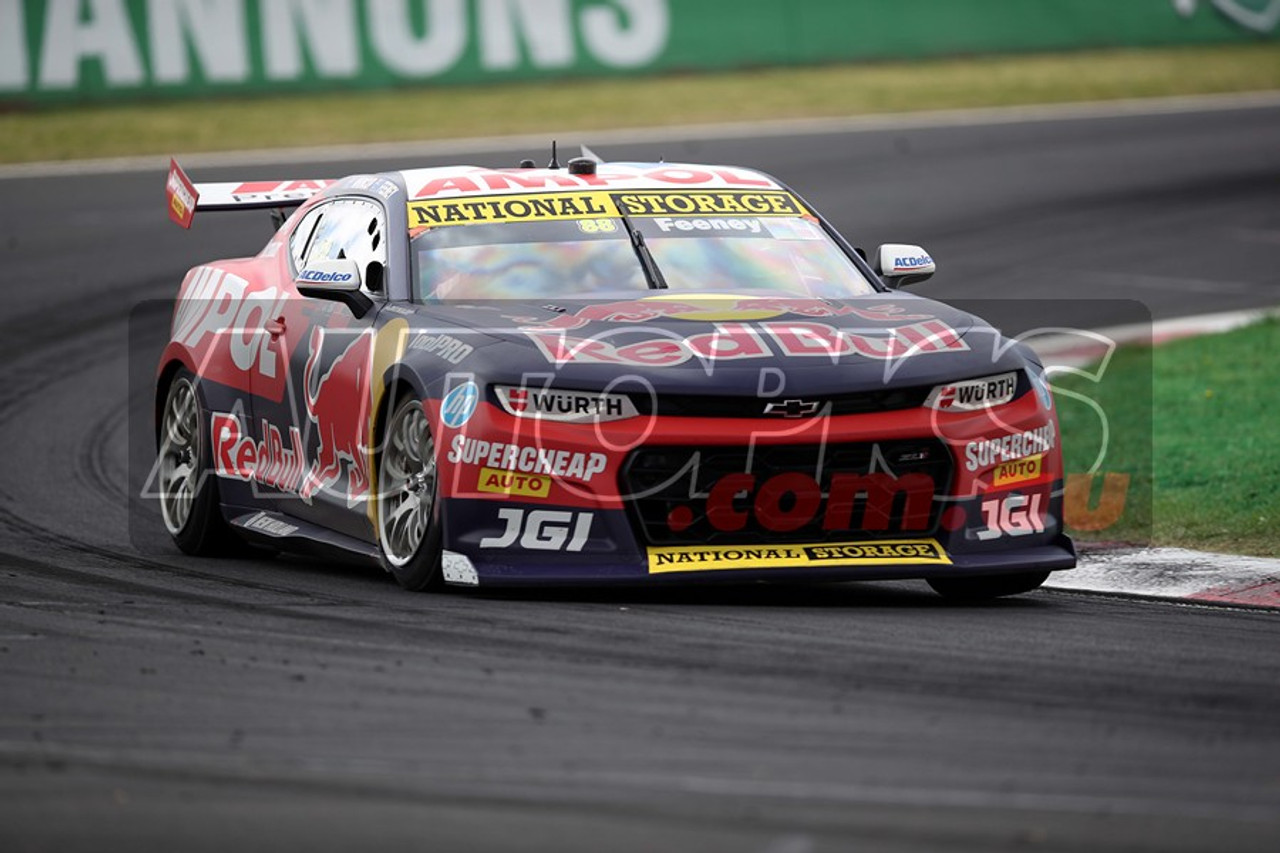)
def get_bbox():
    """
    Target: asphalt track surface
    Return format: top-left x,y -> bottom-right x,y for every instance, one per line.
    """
1,101 -> 1278,852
